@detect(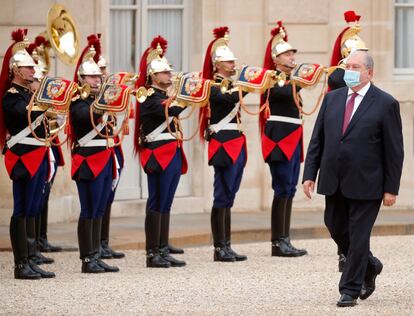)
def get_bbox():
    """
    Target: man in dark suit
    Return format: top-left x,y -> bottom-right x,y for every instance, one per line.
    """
302,50 -> 404,307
